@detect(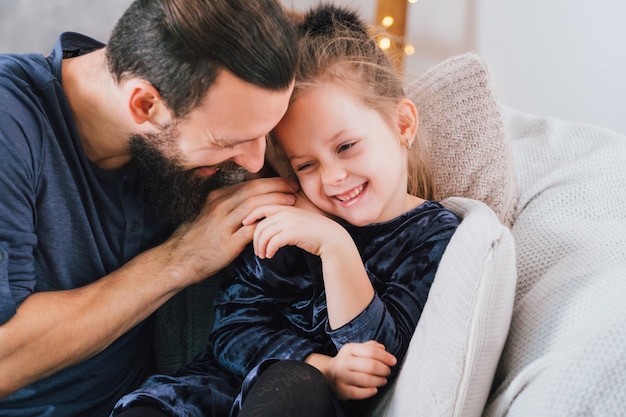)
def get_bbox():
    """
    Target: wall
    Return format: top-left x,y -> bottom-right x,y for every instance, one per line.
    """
288,0 -> 626,134
404,0 -> 626,134
0,0 -> 133,54
2,0 -> 624,134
